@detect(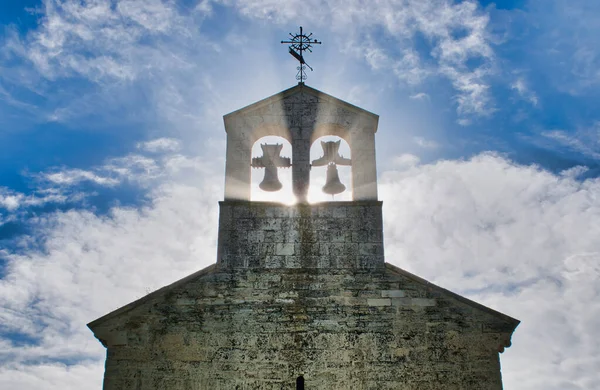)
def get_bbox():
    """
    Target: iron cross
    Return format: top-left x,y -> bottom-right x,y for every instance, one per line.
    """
281,26 -> 322,84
